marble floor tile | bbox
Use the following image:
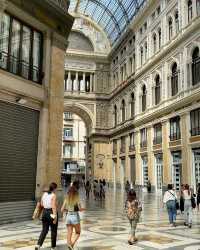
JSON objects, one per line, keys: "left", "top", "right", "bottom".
{"left": 1, "top": 189, "right": 200, "bottom": 250}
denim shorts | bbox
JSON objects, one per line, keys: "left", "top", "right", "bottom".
{"left": 66, "top": 212, "right": 80, "bottom": 225}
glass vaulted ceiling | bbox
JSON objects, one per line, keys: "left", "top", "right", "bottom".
{"left": 69, "top": 0, "right": 147, "bottom": 44}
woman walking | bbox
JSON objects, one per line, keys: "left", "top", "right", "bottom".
{"left": 61, "top": 185, "right": 85, "bottom": 250}
{"left": 35, "top": 182, "right": 58, "bottom": 250}
{"left": 163, "top": 184, "right": 177, "bottom": 227}
{"left": 183, "top": 184, "right": 193, "bottom": 228}
{"left": 125, "top": 189, "right": 142, "bottom": 245}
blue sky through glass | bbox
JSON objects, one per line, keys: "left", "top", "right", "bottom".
{"left": 69, "top": 0, "right": 147, "bottom": 44}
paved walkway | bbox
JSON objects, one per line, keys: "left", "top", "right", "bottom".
{"left": 1, "top": 188, "right": 200, "bottom": 250}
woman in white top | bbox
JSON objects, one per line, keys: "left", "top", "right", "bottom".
{"left": 163, "top": 184, "right": 177, "bottom": 226}
{"left": 35, "top": 183, "right": 58, "bottom": 250}
{"left": 183, "top": 184, "right": 192, "bottom": 228}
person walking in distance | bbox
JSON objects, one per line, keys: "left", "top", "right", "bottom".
{"left": 61, "top": 184, "right": 85, "bottom": 250}
{"left": 183, "top": 184, "right": 193, "bottom": 228}
{"left": 125, "top": 189, "right": 142, "bottom": 245}
{"left": 85, "top": 180, "right": 91, "bottom": 199}
{"left": 35, "top": 183, "right": 58, "bottom": 250}
{"left": 163, "top": 184, "right": 177, "bottom": 227}
{"left": 197, "top": 183, "right": 200, "bottom": 211}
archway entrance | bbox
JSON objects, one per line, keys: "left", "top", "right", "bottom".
{"left": 61, "top": 102, "right": 95, "bottom": 186}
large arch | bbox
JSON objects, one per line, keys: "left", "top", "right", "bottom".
{"left": 64, "top": 102, "right": 95, "bottom": 135}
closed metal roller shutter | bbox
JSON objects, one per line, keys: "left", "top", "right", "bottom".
{"left": 0, "top": 100, "right": 39, "bottom": 203}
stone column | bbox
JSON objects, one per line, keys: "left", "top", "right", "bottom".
{"left": 45, "top": 32, "right": 67, "bottom": 189}
{"left": 67, "top": 71, "right": 71, "bottom": 91}
{"left": 36, "top": 106, "right": 49, "bottom": 198}
{"left": 93, "top": 72, "right": 97, "bottom": 92}
{"left": 75, "top": 72, "right": 79, "bottom": 91}
{"left": 162, "top": 119, "right": 170, "bottom": 187}
{"left": 180, "top": 112, "right": 190, "bottom": 184}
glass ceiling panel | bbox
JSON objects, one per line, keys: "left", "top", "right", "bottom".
{"left": 69, "top": 0, "right": 147, "bottom": 44}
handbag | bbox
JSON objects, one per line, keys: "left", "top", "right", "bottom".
{"left": 191, "top": 195, "right": 196, "bottom": 209}
{"left": 32, "top": 202, "right": 44, "bottom": 220}
{"left": 168, "top": 191, "right": 179, "bottom": 210}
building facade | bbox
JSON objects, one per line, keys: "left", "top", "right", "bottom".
{"left": 0, "top": 0, "right": 73, "bottom": 223}
{"left": 65, "top": 0, "right": 200, "bottom": 192}
{"left": 62, "top": 112, "right": 86, "bottom": 184}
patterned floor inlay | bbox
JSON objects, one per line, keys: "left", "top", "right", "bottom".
{"left": 1, "top": 189, "right": 200, "bottom": 249}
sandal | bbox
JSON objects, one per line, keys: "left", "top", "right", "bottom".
{"left": 128, "top": 240, "right": 134, "bottom": 245}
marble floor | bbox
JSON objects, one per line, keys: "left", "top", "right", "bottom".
{"left": 1, "top": 188, "right": 200, "bottom": 250}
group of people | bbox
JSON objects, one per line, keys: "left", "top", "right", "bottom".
{"left": 84, "top": 179, "right": 107, "bottom": 200}
{"left": 35, "top": 181, "right": 84, "bottom": 250}
{"left": 163, "top": 183, "right": 198, "bottom": 228}
{"left": 93, "top": 179, "right": 107, "bottom": 200}
{"left": 34, "top": 180, "right": 200, "bottom": 249}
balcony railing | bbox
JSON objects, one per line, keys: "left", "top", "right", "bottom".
{"left": 46, "top": 0, "right": 70, "bottom": 13}
{"left": 129, "top": 145, "right": 135, "bottom": 151}
{"left": 169, "top": 133, "right": 181, "bottom": 141}
{"left": 191, "top": 127, "right": 200, "bottom": 136}
{"left": 0, "top": 51, "right": 42, "bottom": 84}
{"left": 153, "top": 137, "right": 162, "bottom": 145}
{"left": 63, "top": 136, "right": 74, "bottom": 141}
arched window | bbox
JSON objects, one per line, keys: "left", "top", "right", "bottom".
{"left": 192, "top": 47, "right": 200, "bottom": 85}
{"left": 140, "top": 47, "right": 143, "bottom": 65}
{"left": 144, "top": 42, "right": 148, "bottom": 61}
{"left": 188, "top": 0, "right": 193, "bottom": 22}
{"left": 175, "top": 11, "right": 179, "bottom": 33}
{"left": 133, "top": 54, "right": 136, "bottom": 73}
{"left": 130, "top": 93, "right": 135, "bottom": 118}
{"left": 171, "top": 62, "right": 178, "bottom": 96}
{"left": 121, "top": 99, "right": 126, "bottom": 122}
{"left": 153, "top": 33, "right": 157, "bottom": 53}
{"left": 142, "top": 85, "right": 147, "bottom": 112}
{"left": 197, "top": 0, "right": 200, "bottom": 16}
{"left": 155, "top": 75, "right": 161, "bottom": 105}
{"left": 168, "top": 17, "right": 173, "bottom": 40}
{"left": 158, "top": 28, "right": 161, "bottom": 49}
{"left": 114, "top": 105, "right": 117, "bottom": 127}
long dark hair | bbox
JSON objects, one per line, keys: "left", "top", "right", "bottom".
{"left": 48, "top": 182, "right": 57, "bottom": 194}
{"left": 185, "top": 184, "right": 190, "bottom": 195}
{"left": 127, "top": 189, "right": 136, "bottom": 202}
